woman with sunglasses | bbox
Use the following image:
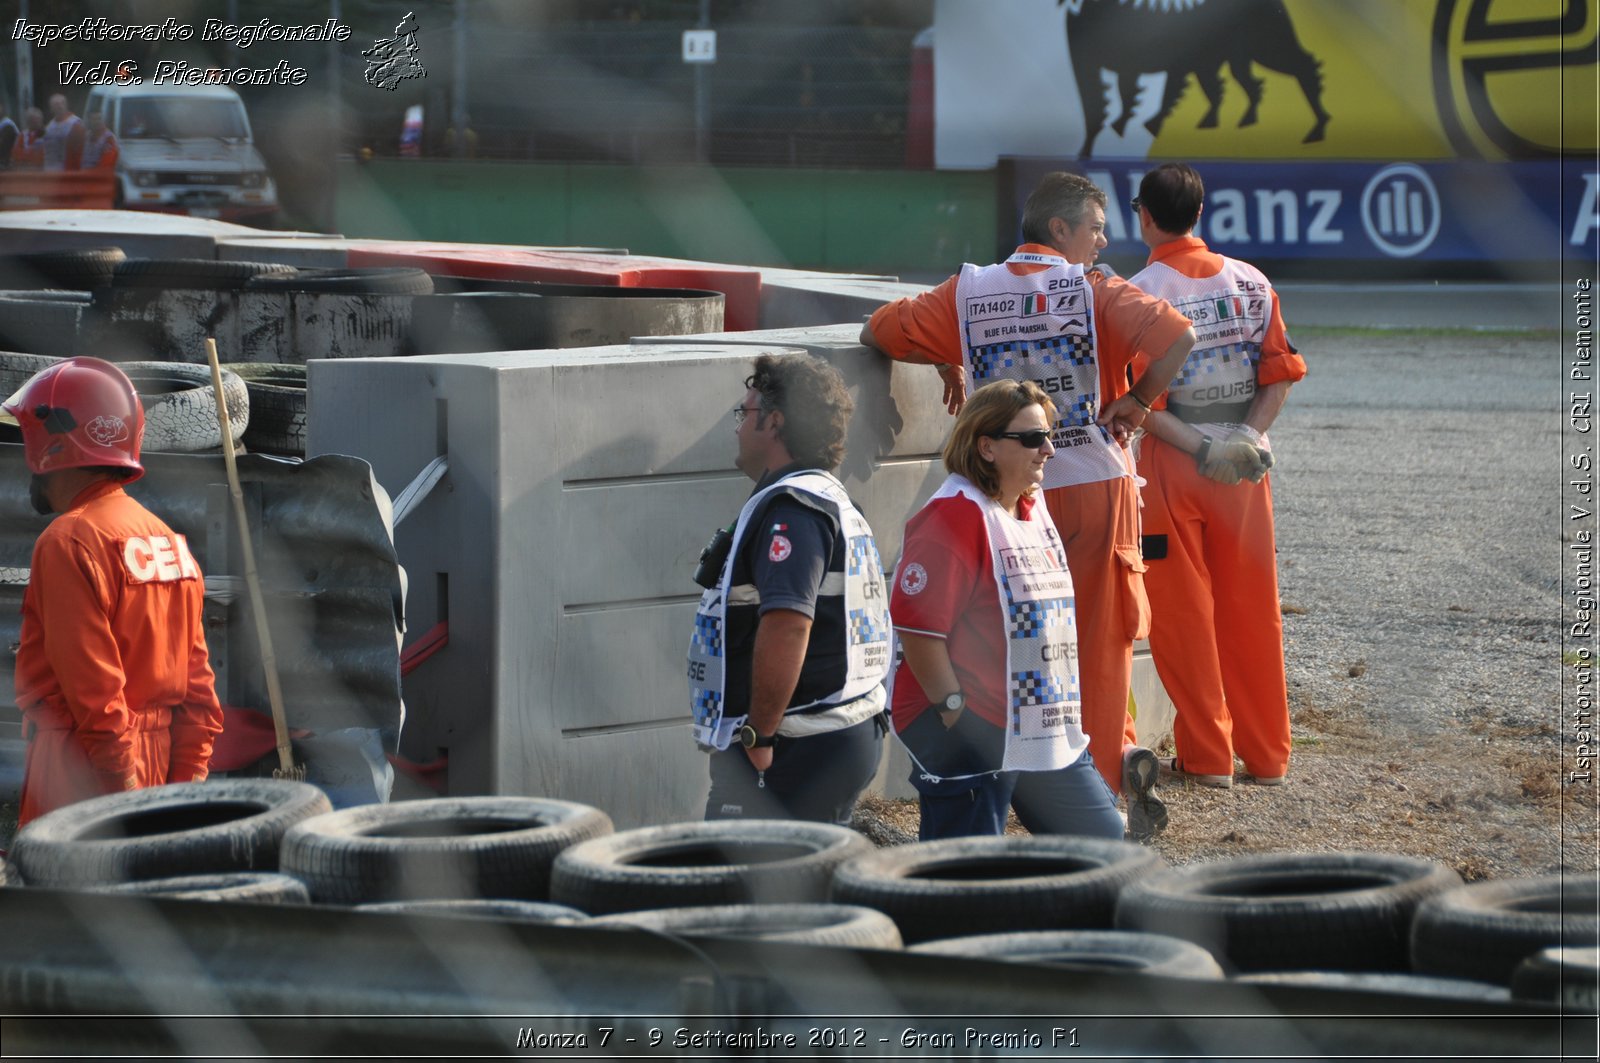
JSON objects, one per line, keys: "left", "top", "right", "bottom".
{"left": 888, "top": 379, "right": 1124, "bottom": 840}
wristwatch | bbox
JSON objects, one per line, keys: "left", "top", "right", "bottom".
{"left": 938, "top": 692, "right": 966, "bottom": 718}
{"left": 739, "top": 724, "right": 777, "bottom": 749}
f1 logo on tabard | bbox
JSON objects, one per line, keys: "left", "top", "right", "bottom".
{"left": 1360, "top": 164, "right": 1441, "bottom": 258}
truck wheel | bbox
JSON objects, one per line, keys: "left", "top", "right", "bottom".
{"left": 10, "top": 779, "right": 333, "bottom": 887}
{"left": 913, "top": 929, "right": 1224, "bottom": 978}
{"left": 1114, "top": 851, "right": 1461, "bottom": 973}
{"left": 1411, "top": 875, "right": 1600, "bottom": 986}
{"left": 550, "top": 820, "right": 871, "bottom": 916}
{"left": 245, "top": 267, "right": 434, "bottom": 296}
{"left": 588, "top": 903, "right": 903, "bottom": 949}
{"left": 118, "top": 360, "right": 250, "bottom": 452}
{"left": 112, "top": 258, "right": 298, "bottom": 291}
{"left": 222, "top": 363, "right": 306, "bottom": 456}
{"left": 105, "top": 871, "right": 310, "bottom": 904}
{"left": 830, "top": 835, "right": 1162, "bottom": 944}
{"left": 279, "top": 796, "right": 614, "bottom": 905}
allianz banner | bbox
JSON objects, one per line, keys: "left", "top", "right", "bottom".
{"left": 936, "top": 0, "right": 1596, "bottom": 167}
{"left": 1001, "top": 158, "right": 1599, "bottom": 264}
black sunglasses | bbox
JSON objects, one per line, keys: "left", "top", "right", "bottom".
{"left": 989, "top": 429, "right": 1051, "bottom": 448}
{"left": 1130, "top": 196, "right": 1142, "bottom": 213}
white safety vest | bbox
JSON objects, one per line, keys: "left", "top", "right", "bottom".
{"left": 1129, "top": 254, "right": 1275, "bottom": 444}
{"left": 955, "top": 252, "right": 1127, "bottom": 488}
{"left": 689, "top": 469, "right": 891, "bottom": 751}
{"left": 894, "top": 476, "right": 1085, "bottom": 777}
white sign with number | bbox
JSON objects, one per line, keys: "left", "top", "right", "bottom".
{"left": 682, "top": 29, "right": 717, "bottom": 64}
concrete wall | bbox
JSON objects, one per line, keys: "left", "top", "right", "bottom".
{"left": 311, "top": 324, "right": 1178, "bottom": 826}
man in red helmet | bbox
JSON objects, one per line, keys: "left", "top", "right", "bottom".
{"left": 4, "top": 358, "right": 224, "bottom": 826}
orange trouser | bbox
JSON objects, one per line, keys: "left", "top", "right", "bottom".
{"left": 18, "top": 709, "right": 172, "bottom": 828}
{"left": 1137, "top": 436, "right": 1291, "bottom": 778}
{"left": 1044, "top": 474, "right": 1148, "bottom": 793}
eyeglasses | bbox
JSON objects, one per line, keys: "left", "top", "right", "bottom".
{"left": 1129, "top": 196, "right": 1142, "bottom": 213}
{"left": 989, "top": 429, "right": 1052, "bottom": 449}
{"left": 732, "top": 404, "right": 763, "bottom": 426}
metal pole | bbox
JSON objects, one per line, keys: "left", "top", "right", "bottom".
{"left": 227, "top": 0, "right": 239, "bottom": 65}
{"left": 452, "top": 0, "right": 468, "bottom": 157}
{"left": 15, "top": 0, "right": 33, "bottom": 112}
{"left": 328, "top": 0, "right": 342, "bottom": 231}
{"left": 694, "top": 0, "right": 710, "bottom": 160}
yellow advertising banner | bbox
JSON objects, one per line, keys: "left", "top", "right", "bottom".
{"left": 934, "top": 0, "right": 1596, "bottom": 165}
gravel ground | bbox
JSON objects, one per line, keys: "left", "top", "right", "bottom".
{"left": 856, "top": 326, "right": 1598, "bottom": 882}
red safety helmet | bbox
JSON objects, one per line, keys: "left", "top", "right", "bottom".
{"left": 3, "top": 357, "right": 145, "bottom": 480}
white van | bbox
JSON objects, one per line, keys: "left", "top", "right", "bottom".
{"left": 83, "top": 83, "right": 277, "bottom": 222}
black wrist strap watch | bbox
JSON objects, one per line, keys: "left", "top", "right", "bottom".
{"left": 739, "top": 724, "right": 777, "bottom": 749}
{"left": 938, "top": 692, "right": 966, "bottom": 718}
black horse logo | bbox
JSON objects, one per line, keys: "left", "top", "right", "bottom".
{"left": 1064, "top": 0, "right": 1331, "bottom": 157}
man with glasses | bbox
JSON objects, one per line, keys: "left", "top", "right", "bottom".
{"left": 1128, "top": 162, "right": 1306, "bottom": 789}
{"left": 687, "top": 354, "right": 892, "bottom": 825}
{"left": 860, "top": 171, "right": 1195, "bottom": 841}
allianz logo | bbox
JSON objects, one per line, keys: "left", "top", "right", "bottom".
{"left": 1359, "top": 164, "right": 1440, "bottom": 258}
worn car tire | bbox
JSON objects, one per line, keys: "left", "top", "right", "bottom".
{"left": 1410, "top": 875, "right": 1600, "bottom": 986}
{"left": 1115, "top": 851, "right": 1461, "bottom": 973}
{"left": 357, "top": 898, "right": 588, "bottom": 923}
{"left": 1237, "top": 969, "right": 1511, "bottom": 1002}
{"left": 280, "top": 796, "right": 614, "bottom": 905}
{"left": 245, "top": 267, "right": 434, "bottom": 296}
{"left": 551, "top": 820, "right": 872, "bottom": 916}
{"left": 222, "top": 362, "right": 306, "bottom": 455}
{"left": 0, "top": 352, "right": 63, "bottom": 398}
{"left": 112, "top": 258, "right": 298, "bottom": 291}
{"left": 913, "top": 929, "right": 1224, "bottom": 978}
{"left": 0, "top": 248, "right": 125, "bottom": 289}
{"left": 118, "top": 360, "right": 249, "bottom": 452}
{"left": 589, "top": 903, "right": 903, "bottom": 949}
{"left": 1510, "top": 946, "right": 1600, "bottom": 1009}
{"left": 105, "top": 871, "right": 311, "bottom": 904}
{"left": 830, "top": 835, "right": 1162, "bottom": 945}
{"left": 9, "top": 779, "right": 334, "bottom": 886}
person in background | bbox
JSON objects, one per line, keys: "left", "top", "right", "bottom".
{"left": 688, "top": 353, "right": 892, "bottom": 826}
{"left": 861, "top": 172, "right": 1195, "bottom": 840}
{"left": 11, "top": 108, "right": 45, "bottom": 168}
{"left": 890, "top": 379, "right": 1124, "bottom": 841}
{"left": 41, "top": 93, "right": 86, "bottom": 171}
{"left": 0, "top": 102, "right": 19, "bottom": 170}
{"left": 1128, "top": 162, "right": 1307, "bottom": 788}
{"left": 5, "top": 358, "right": 225, "bottom": 826}
{"left": 81, "top": 109, "right": 119, "bottom": 170}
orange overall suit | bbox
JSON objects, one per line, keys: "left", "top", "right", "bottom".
{"left": 866, "top": 245, "right": 1192, "bottom": 791}
{"left": 1130, "top": 236, "right": 1307, "bottom": 779}
{"left": 16, "top": 480, "right": 223, "bottom": 826}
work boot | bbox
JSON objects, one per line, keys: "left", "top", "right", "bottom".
{"left": 1122, "top": 746, "right": 1168, "bottom": 842}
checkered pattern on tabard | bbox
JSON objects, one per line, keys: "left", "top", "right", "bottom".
{"left": 691, "top": 612, "right": 722, "bottom": 658}
{"left": 1172, "top": 341, "right": 1259, "bottom": 388}
{"left": 1006, "top": 597, "right": 1075, "bottom": 639}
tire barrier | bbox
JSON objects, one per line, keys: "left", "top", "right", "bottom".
{"left": 104, "top": 871, "right": 311, "bottom": 904}
{"left": 1410, "top": 875, "right": 1600, "bottom": 986}
{"left": 1236, "top": 970, "right": 1511, "bottom": 1003}
{"left": 9, "top": 779, "right": 333, "bottom": 887}
{"left": 1510, "top": 946, "right": 1600, "bottom": 1009}
{"left": 912, "top": 929, "right": 1224, "bottom": 979}
{"left": 0, "top": 856, "right": 21, "bottom": 887}
{"left": 549, "top": 820, "right": 872, "bottom": 916}
{"left": 356, "top": 898, "right": 589, "bottom": 923}
{"left": 244, "top": 267, "right": 434, "bottom": 296}
{"left": 118, "top": 360, "right": 250, "bottom": 453}
{"left": 111, "top": 258, "right": 299, "bottom": 291}
{"left": 830, "top": 835, "right": 1163, "bottom": 945}
{"left": 279, "top": 796, "right": 614, "bottom": 905}
{"left": 221, "top": 362, "right": 306, "bottom": 456}
{"left": 588, "top": 903, "right": 903, "bottom": 949}
{"left": 0, "top": 352, "right": 64, "bottom": 399}
{"left": 1114, "top": 851, "right": 1462, "bottom": 974}
{"left": 0, "top": 247, "right": 125, "bottom": 290}
{"left": 409, "top": 281, "right": 724, "bottom": 354}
